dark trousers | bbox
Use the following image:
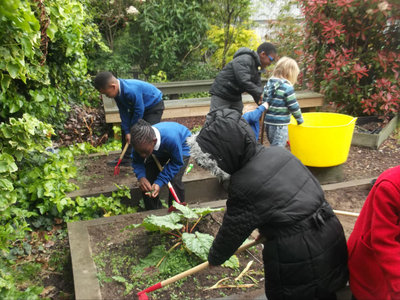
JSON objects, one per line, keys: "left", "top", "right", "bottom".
{"left": 121, "top": 100, "right": 165, "bottom": 160}
{"left": 142, "top": 155, "right": 190, "bottom": 210}
{"left": 209, "top": 95, "right": 243, "bottom": 114}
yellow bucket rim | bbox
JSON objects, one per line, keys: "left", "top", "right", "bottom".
{"left": 292, "top": 112, "right": 357, "bottom": 129}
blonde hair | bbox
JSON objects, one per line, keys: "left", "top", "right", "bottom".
{"left": 271, "top": 56, "right": 300, "bottom": 85}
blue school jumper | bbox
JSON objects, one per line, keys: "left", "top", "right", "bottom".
{"left": 132, "top": 122, "right": 191, "bottom": 187}
{"left": 115, "top": 79, "right": 162, "bottom": 133}
{"left": 243, "top": 105, "right": 267, "bottom": 140}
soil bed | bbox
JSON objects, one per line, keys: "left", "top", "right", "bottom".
{"left": 88, "top": 211, "right": 265, "bottom": 300}
{"left": 325, "top": 184, "right": 371, "bottom": 239}
{"left": 86, "top": 182, "right": 369, "bottom": 300}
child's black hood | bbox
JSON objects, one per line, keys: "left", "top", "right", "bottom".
{"left": 187, "top": 108, "right": 258, "bottom": 178}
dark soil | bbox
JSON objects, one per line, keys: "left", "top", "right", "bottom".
{"left": 88, "top": 211, "right": 265, "bottom": 300}
{"left": 86, "top": 183, "right": 370, "bottom": 300}
{"left": 325, "top": 185, "right": 371, "bottom": 239}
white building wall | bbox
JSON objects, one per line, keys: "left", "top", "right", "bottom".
{"left": 250, "top": 0, "right": 302, "bottom": 40}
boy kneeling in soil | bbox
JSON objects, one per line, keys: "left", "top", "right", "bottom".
{"left": 130, "top": 120, "right": 191, "bottom": 210}
{"left": 187, "top": 108, "right": 348, "bottom": 300}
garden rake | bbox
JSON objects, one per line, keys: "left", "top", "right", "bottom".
{"left": 260, "top": 110, "right": 266, "bottom": 144}
{"left": 151, "top": 154, "right": 187, "bottom": 212}
{"left": 113, "top": 143, "right": 130, "bottom": 176}
{"left": 137, "top": 238, "right": 264, "bottom": 300}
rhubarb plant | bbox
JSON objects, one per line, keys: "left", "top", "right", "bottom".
{"left": 127, "top": 202, "right": 239, "bottom": 269}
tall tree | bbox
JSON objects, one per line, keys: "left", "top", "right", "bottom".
{"left": 202, "top": 0, "right": 253, "bottom": 68}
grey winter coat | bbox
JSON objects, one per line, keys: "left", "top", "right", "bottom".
{"left": 209, "top": 48, "right": 263, "bottom": 104}
{"left": 188, "top": 108, "right": 348, "bottom": 300}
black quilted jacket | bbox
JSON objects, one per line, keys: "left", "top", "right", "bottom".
{"left": 189, "top": 109, "right": 348, "bottom": 300}
{"left": 209, "top": 48, "right": 263, "bottom": 103}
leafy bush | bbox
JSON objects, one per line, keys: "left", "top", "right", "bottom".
{"left": 175, "top": 62, "right": 219, "bottom": 81}
{"left": 97, "top": 0, "right": 210, "bottom": 80}
{"left": 0, "top": 114, "right": 55, "bottom": 251}
{"left": 206, "top": 25, "right": 261, "bottom": 69}
{"left": 300, "top": 0, "right": 400, "bottom": 120}
{"left": 0, "top": 113, "right": 133, "bottom": 251}
{"left": 0, "top": 0, "right": 105, "bottom": 126}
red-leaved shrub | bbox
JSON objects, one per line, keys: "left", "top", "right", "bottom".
{"left": 299, "top": 0, "right": 400, "bottom": 121}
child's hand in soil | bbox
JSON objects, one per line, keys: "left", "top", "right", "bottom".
{"left": 139, "top": 177, "right": 152, "bottom": 193}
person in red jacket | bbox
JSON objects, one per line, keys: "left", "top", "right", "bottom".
{"left": 347, "top": 165, "right": 400, "bottom": 300}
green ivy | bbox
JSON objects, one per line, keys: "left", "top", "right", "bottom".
{"left": 0, "top": 0, "right": 106, "bottom": 124}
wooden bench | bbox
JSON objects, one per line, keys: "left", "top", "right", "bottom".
{"left": 102, "top": 79, "right": 324, "bottom": 124}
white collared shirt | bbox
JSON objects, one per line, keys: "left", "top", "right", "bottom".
{"left": 152, "top": 126, "right": 161, "bottom": 151}
{"left": 117, "top": 79, "right": 121, "bottom": 96}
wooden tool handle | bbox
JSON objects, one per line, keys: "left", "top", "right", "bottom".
{"left": 152, "top": 154, "right": 164, "bottom": 171}
{"left": 162, "top": 261, "right": 209, "bottom": 286}
{"left": 333, "top": 209, "right": 359, "bottom": 217}
{"left": 119, "top": 143, "right": 130, "bottom": 160}
{"left": 260, "top": 110, "right": 266, "bottom": 144}
{"left": 160, "top": 238, "right": 263, "bottom": 287}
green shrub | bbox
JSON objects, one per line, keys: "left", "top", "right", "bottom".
{"left": 206, "top": 25, "right": 261, "bottom": 69}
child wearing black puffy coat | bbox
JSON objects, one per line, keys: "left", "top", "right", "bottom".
{"left": 188, "top": 108, "right": 348, "bottom": 300}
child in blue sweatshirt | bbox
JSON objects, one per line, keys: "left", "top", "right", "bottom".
{"left": 262, "top": 57, "right": 303, "bottom": 147}
{"left": 242, "top": 102, "right": 269, "bottom": 141}
{"left": 93, "top": 72, "right": 164, "bottom": 165}
{"left": 130, "top": 120, "right": 191, "bottom": 210}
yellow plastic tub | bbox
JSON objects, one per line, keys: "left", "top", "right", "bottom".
{"left": 288, "top": 112, "right": 357, "bottom": 167}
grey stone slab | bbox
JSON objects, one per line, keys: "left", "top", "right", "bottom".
{"left": 68, "top": 220, "right": 102, "bottom": 300}
{"left": 322, "top": 177, "right": 375, "bottom": 191}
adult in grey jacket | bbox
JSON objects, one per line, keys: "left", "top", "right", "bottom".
{"left": 188, "top": 108, "right": 348, "bottom": 300}
{"left": 209, "top": 42, "right": 277, "bottom": 113}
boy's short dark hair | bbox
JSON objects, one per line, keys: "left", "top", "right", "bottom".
{"left": 257, "top": 42, "right": 277, "bottom": 55}
{"left": 130, "top": 119, "right": 156, "bottom": 147}
{"left": 93, "top": 71, "right": 114, "bottom": 91}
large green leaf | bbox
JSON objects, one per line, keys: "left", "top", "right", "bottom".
{"left": 6, "top": 62, "right": 20, "bottom": 79}
{"left": 192, "top": 206, "right": 225, "bottom": 217}
{"left": 0, "top": 154, "right": 18, "bottom": 173}
{"left": 0, "top": 179, "right": 14, "bottom": 191}
{"left": 172, "top": 202, "right": 198, "bottom": 219}
{"left": 140, "top": 213, "right": 183, "bottom": 232}
{"left": 0, "top": 74, "right": 11, "bottom": 92}
{"left": 182, "top": 232, "right": 214, "bottom": 261}
{"left": 46, "top": 23, "right": 58, "bottom": 40}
